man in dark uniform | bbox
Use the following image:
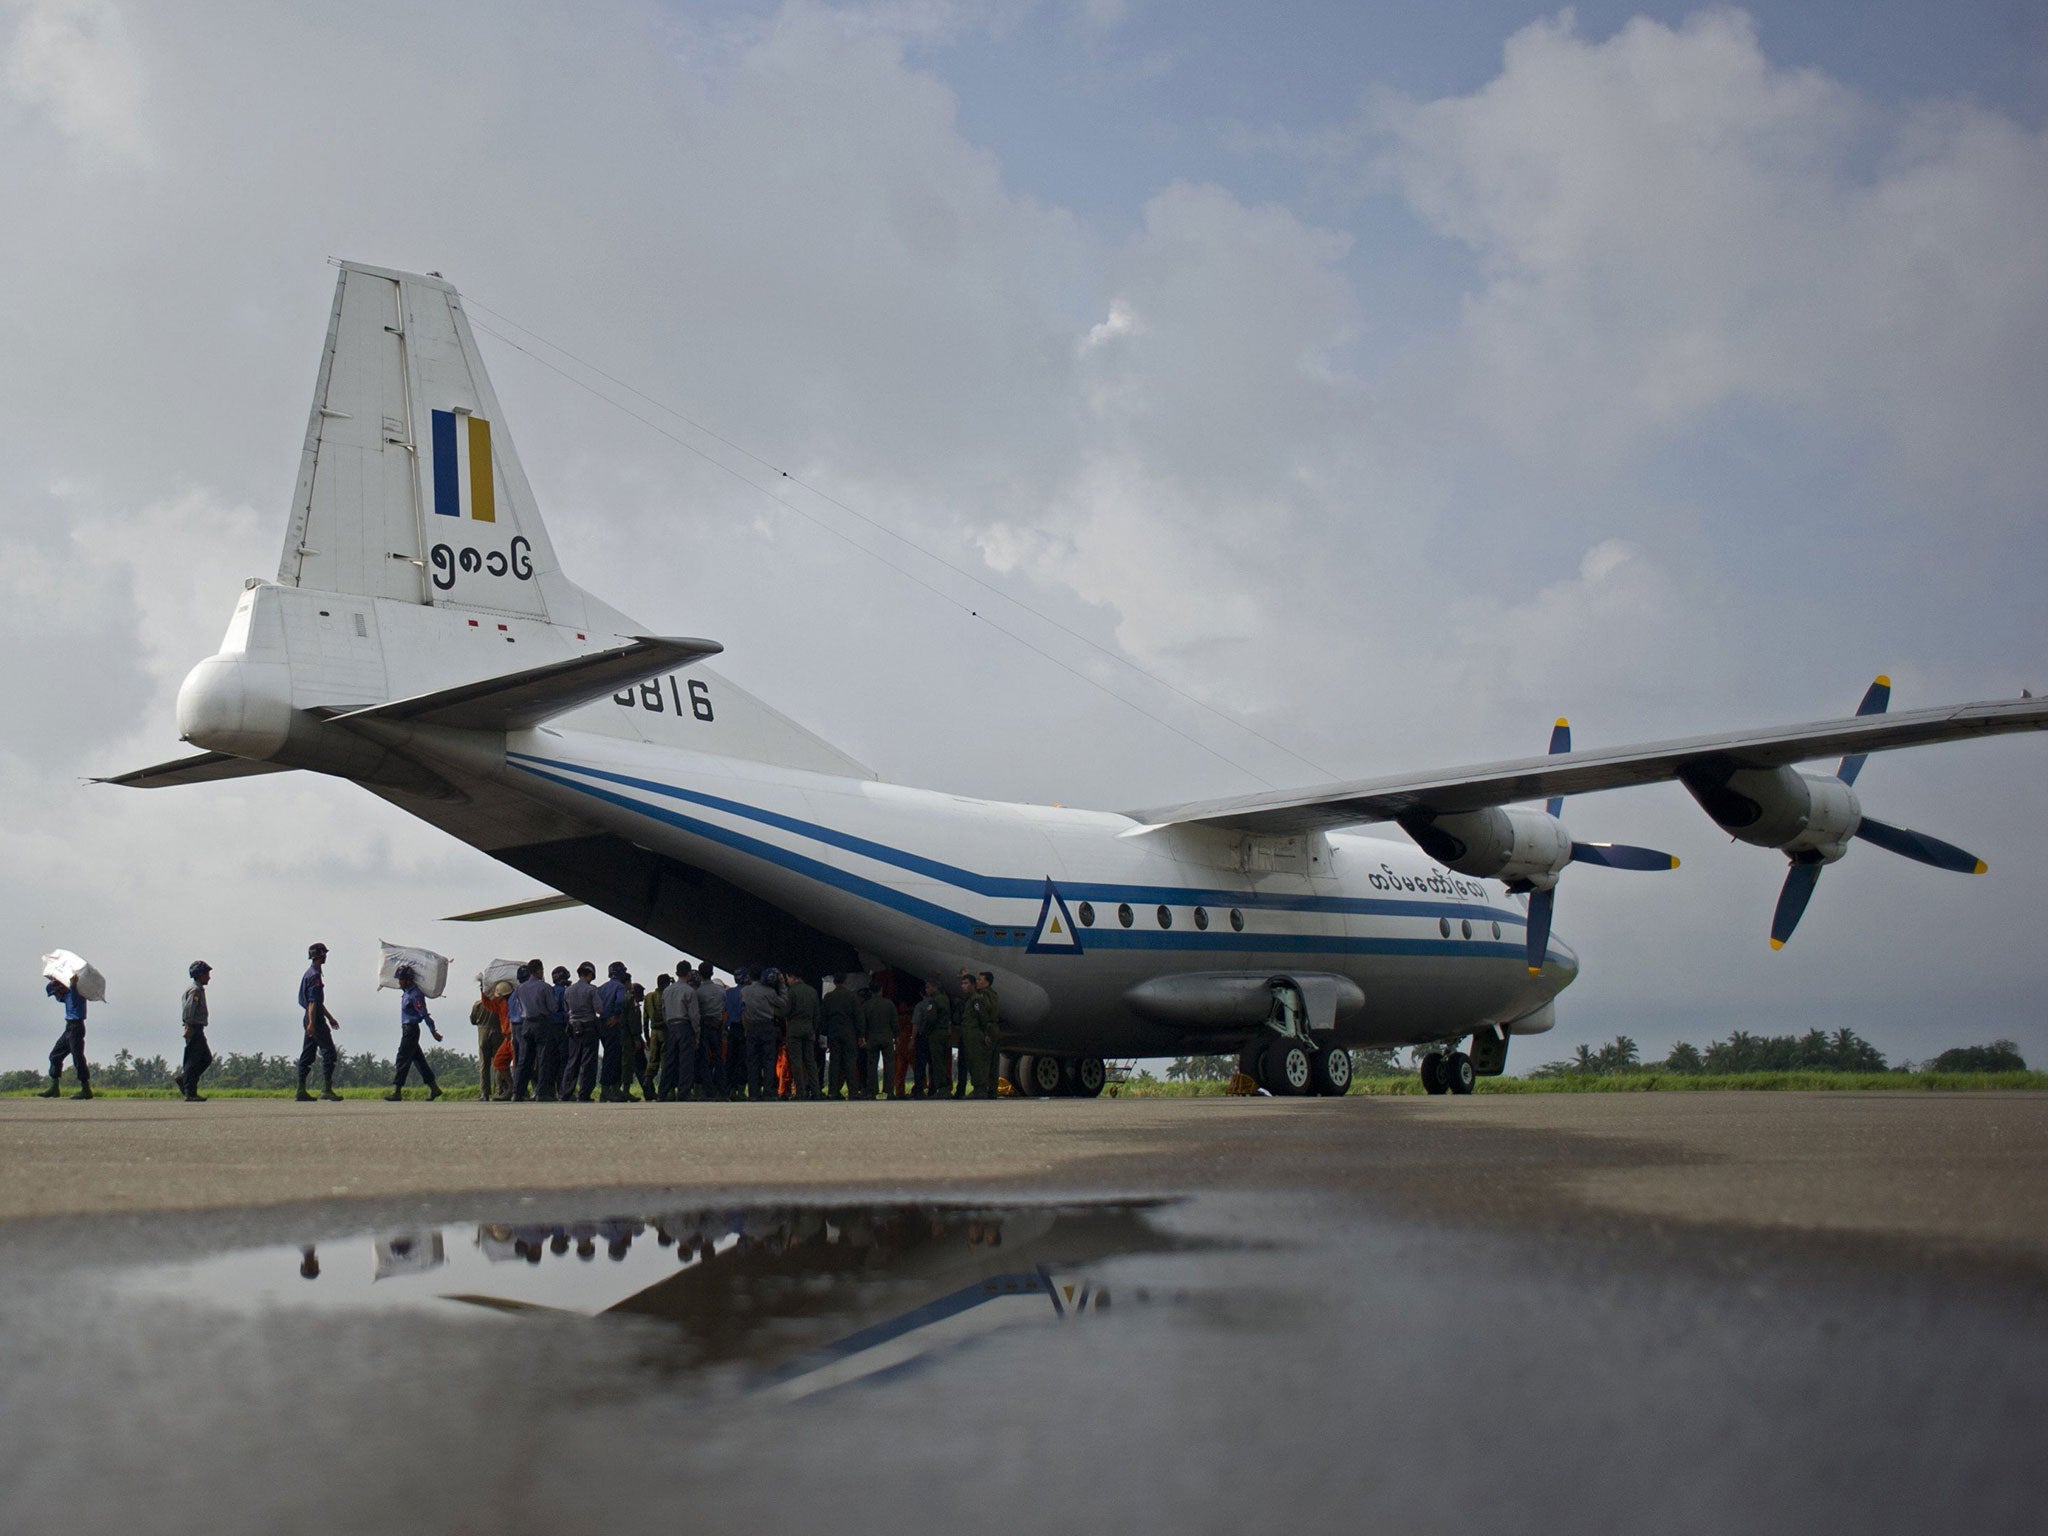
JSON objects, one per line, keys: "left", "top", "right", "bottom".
{"left": 174, "top": 960, "right": 214, "bottom": 1102}
{"left": 694, "top": 967, "right": 728, "bottom": 1099}
{"left": 783, "top": 966, "right": 821, "bottom": 1101}
{"left": 821, "top": 974, "right": 860, "bottom": 1100}
{"left": 658, "top": 964, "right": 699, "bottom": 1101}
{"left": 740, "top": 968, "right": 788, "bottom": 1101}
{"left": 510, "top": 964, "right": 553, "bottom": 1101}
{"left": 385, "top": 962, "right": 445, "bottom": 1101}
{"left": 597, "top": 962, "right": 634, "bottom": 1103}
{"left": 563, "top": 962, "right": 603, "bottom": 1102}
{"left": 645, "top": 976, "right": 670, "bottom": 1096}
{"left": 860, "top": 984, "right": 900, "bottom": 1100}
{"left": 39, "top": 976, "right": 92, "bottom": 1099}
{"left": 722, "top": 971, "right": 748, "bottom": 1100}
{"left": 295, "top": 942, "right": 343, "bottom": 1102}
{"left": 911, "top": 978, "right": 949, "bottom": 1100}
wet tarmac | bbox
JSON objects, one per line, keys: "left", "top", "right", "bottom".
{"left": 4, "top": 1178, "right": 2045, "bottom": 1535}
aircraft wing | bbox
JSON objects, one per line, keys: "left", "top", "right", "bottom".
{"left": 94, "top": 752, "right": 295, "bottom": 789}
{"left": 443, "top": 893, "right": 587, "bottom": 922}
{"left": 327, "top": 636, "right": 721, "bottom": 733}
{"left": 1129, "top": 694, "right": 2048, "bottom": 836}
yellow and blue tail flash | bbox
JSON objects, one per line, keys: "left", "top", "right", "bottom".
{"left": 431, "top": 409, "right": 496, "bottom": 522}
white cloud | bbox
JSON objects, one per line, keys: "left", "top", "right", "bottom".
{"left": 1, "top": 0, "right": 149, "bottom": 161}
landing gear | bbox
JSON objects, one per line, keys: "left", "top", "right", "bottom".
{"left": 1420, "top": 1049, "right": 1475, "bottom": 1095}
{"left": 1073, "top": 1056, "right": 1107, "bottom": 1098}
{"left": 1023, "top": 1053, "right": 1065, "bottom": 1098}
{"left": 1259, "top": 1039, "right": 1314, "bottom": 1096}
{"left": 1309, "top": 1044, "right": 1352, "bottom": 1097}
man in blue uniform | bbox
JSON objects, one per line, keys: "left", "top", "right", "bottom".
{"left": 295, "top": 942, "right": 343, "bottom": 1103}
{"left": 510, "top": 963, "right": 557, "bottom": 1101}
{"left": 693, "top": 967, "right": 728, "bottom": 1099}
{"left": 596, "top": 961, "right": 634, "bottom": 1103}
{"left": 658, "top": 964, "right": 700, "bottom": 1101}
{"left": 38, "top": 976, "right": 92, "bottom": 1099}
{"left": 385, "top": 963, "right": 445, "bottom": 1101}
{"left": 174, "top": 960, "right": 214, "bottom": 1102}
{"left": 740, "top": 968, "right": 789, "bottom": 1101}
{"left": 562, "top": 962, "right": 602, "bottom": 1101}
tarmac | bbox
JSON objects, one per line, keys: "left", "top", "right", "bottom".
{"left": 2, "top": 1092, "right": 2044, "bottom": 1534}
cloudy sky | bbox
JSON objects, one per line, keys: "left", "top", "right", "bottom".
{"left": 3, "top": 0, "right": 2044, "bottom": 1074}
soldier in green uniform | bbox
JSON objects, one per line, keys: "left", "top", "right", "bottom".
{"left": 912, "top": 978, "right": 950, "bottom": 1099}
{"left": 950, "top": 970, "right": 972, "bottom": 1098}
{"left": 645, "top": 975, "right": 670, "bottom": 1098}
{"left": 860, "top": 984, "right": 900, "bottom": 1099}
{"left": 976, "top": 971, "right": 1004, "bottom": 1097}
{"left": 783, "top": 966, "right": 821, "bottom": 1100}
{"left": 821, "top": 974, "right": 861, "bottom": 1100}
{"left": 960, "top": 972, "right": 1001, "bottom": 1099}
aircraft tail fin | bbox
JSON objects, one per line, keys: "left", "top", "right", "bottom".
{"left": 280, "top": 261, "right": 570, "bottom": 621}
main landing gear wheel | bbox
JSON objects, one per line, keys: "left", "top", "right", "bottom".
{"left": 1074, "top": 1056, "right": 1107, "bottom": 1098}
{"left": 1419, "top": 1051, "right": 1449, "bottom": 1095}
{"left": 1310, "top": 1045, "right": 1352, "bottom": 1097}
{"left": 1445, "top": 1051, "right": 1477, "bottom": 1095}
{"left": 1260, "top": 1040, "right": 1313, "bottom": 1096}
{"left": 1026, "top": 1053, "right": 1066, "bottom": 1098}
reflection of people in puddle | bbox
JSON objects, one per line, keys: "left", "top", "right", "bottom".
{"left": 298, "top": 1245, "right": 320, "bottom": 1281}
{"left": 576, "top": 1239, "right": 596, "bottom": 1262}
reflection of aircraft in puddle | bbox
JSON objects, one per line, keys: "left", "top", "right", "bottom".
{"left": 445, "top": 1204, "right": 1185, "bottom": 1398}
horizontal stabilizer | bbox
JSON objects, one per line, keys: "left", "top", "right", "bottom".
{"left": 329, "top": 636, "right": 721, "bottom": 733}
{"left": 443, "top": 893, "right": 588, "bottom": 923}
{"left": 95, "top": 752, "right": 294, "bottom": 790}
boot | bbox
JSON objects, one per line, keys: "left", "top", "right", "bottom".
{"left": 70, "top": 1085, "right": 94, "bottom": 1100}
{"left": 184, "top": 1092, "right": 207, "bottom": 1103}
{"left": 384, "top": 1088, "right": 404, "bottom": 1102}
{"left": 426, "top": 1083, "right": 443, "bottom": 1101}
{"left": 172, "top": 1071, "right": 186, "bottom": 1097}
{"left": 294, "top": 1068, "right": 314, "bottom": 1102}
{"left": 319, "top": 1068, "right": 343, "bottom": 1102}
{"left": 36, "top": 1077, "right": 59, "bottom": 1098}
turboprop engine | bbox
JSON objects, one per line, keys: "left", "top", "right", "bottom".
{"left": 1679, "top": 677, "right": 1988, "bottom": 947}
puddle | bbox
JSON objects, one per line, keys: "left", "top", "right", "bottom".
{"left": 109, "top": 1201, "right": 1201, "bottom": 1401}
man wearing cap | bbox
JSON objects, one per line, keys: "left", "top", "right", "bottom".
{"left": 295, "top": 943, "right": 343, "bottom": 1103}
{"left": 692, "top": 966, "right": 728, "bottom": 1100}
{"left": 596, "top": 961, "right": 634, "bottom": 1103}
{"left": 470, "top": 976, "right": 508, "bottom": 1101}
{"left": 821, "top": 974, "right": 860, "bottom": 1100}
{"left": 38, "top": 975, "right": 92, "bottom": 1100}
{"left": 783, "top": 966, "right": 821, "bottom": 1101}
{"left": 562, "top": 962, "right": 603, "bottom": 1102}
{"left": 859, "top": 982, "right": 900, "bottom": 1100}
{"left": 645, "top": 976, "right": 671, "bottom": 1097}
{"left": 385, "top": 963, "right": 445, "bottom": 1101}
{"left": 911, "top": 978, "right": 949, "bottom": 1100}
{"left": 739, "top": 967, "right": 788, "bottom": 1101}
{"left": 174, "top": 961, "right": 214, "bottom": 1102}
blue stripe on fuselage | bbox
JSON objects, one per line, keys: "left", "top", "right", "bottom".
{"left": 506, "top": 750, "right": 1527, "bottom": 929}
{"left": 508, "top": 753, "right": 1538, "bottom": 962}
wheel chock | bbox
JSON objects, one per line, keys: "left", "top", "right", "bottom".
{"left": 1225, "top": 1072, "right": 1259, "bottom": 1096}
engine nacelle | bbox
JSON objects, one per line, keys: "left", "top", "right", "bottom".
{"left": 1402, "top": 806, "right": 1574, "bottom": 890}
{"left": 1681, "top": 764, "right": 1861, "bottom": 863}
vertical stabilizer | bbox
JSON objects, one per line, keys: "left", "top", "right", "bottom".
{"left": 280, "top": 261, "right": 563, "bottom": 621}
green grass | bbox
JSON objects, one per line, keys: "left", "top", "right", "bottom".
{"left": 1120, "top": 1070, "right": 2048, "bottom": 1096}
{"left": 0, "top": 1084, "right": 494, "bottom": 1101}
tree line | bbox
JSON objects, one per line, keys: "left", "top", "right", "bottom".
{"left": 0, "top": 1046, "right": 482, "bottom": 1093}
{"left": 1533, "top": 1028, "right": 2027, "bottom": 1078}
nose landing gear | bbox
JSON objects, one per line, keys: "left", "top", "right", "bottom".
{"left": 1419, "top": 1049, "right": 1476, "bottom": 1095}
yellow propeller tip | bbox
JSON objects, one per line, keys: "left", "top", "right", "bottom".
{"left": 1769, "top": 938, "right": 1785, "bottom": 951}
{"left": 1669, "top": 857, "right": 1681, "bottom": 869}
{"left": 1974, "top": 859, "right": 1989, "bottom": 875}
{"left": 1874, "top": 674, "right": 1891, "bottom": 688}
{"left": 1554, "top": 717, "right": 1570, "bottom": 729}
{"left": 1526, "top": 965, "right": 1543, "bottom": 977}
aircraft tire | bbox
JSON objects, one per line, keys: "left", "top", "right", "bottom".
{"left": 1261, "top": 1040, "right": 1313, "bottom": 1096}
{"left": 1446, "top": 1051, "right": 1476, "bottom": 1095}
{"left": 1027, "top": 1053, "right": 1066, "bottom": 1098}
{"left": 1013, "top": 1054, "right": 1041, "bottom": 1097}
{"left": 1310, "top": 1045, "right": 1352, "bottom": 1097}
{"left": 1419, "top": 1051, "right": 1449, "bottom": 1095}
{"left": 1074, "top": 1056, "right": 1107, "bottom": 1098}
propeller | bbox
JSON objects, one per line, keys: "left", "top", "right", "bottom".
{"left": 1769, "top": 675, "right": 1989, "bottom": 949}
{"left": 1525, "top": 719, "right": 1681, "bottom": 975}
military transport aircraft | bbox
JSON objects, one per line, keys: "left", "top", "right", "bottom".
{"left": 105, "top": 263, "right": 2048, "bottom": 1097}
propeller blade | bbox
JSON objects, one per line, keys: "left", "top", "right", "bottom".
{"left": 1525, "top": 887, "right": 1555, "bottom": 976}
{"left": 1546, "top": 718, "right": 1569, "bottom": 817}
{"left": 1570, "top": 842, "right": 1681, "bottom": 872}
{"left": 1853, "top": 816, "right": 1988, "bottom": 875}
{"left": 1770, "top": 862, "right": 1823, "bottom": 949}
{"left": 1838, "top": 674, "right": 1890, "bottom": 785}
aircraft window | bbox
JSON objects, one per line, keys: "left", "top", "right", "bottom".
{"left": 1156, "top": 905, "right": 1173, "bottom": 929}
{"left": 1492, "top": 921, "right": 1502, "bottom": 940}
{"left": 1438, "top": 917, "right": 1451, "bottom": 938}
{"left": 1117, "top": 903, "right": 1134, "bottom": 928}
{"left": 1462, "top": 919, "right": 1473, "bottom": 940}
{"left": 1193, "top": 906, "right": 1209, "bottom": 930}
{"left": 1077, "top": 902, "right": 1095, "bottom": 928}
{"left": 1230, "top": 908, "right": 1244, "bottom": 931}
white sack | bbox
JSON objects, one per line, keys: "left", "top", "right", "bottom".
{"left": 41, "top": 950, "right": 107, "bottom": 1003}
{"left": 376, "top": 942, "right": 450, "bottom": 998}
{"left": 476, "top": 958, "right": 524, "bottom": 998}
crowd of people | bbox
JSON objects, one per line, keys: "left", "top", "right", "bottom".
{"left": 37, "top": 943, "right": 1007, "bottom": 1105}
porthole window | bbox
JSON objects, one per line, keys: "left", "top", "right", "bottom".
{"left": 1156, "top": 905, "right": 1173, "bottom": 929}
{"left": 1461, "top": 919, "right": 1473, "bottom": 940}
{"left": 1492, "top": 921, "right": 1502, "bottom": 940}
{"left": 1077, "top": 901, "right": 1095, "bottom": 928}
{"left": 1438, "top": 916, "right": 1452, "bottom": 938}
{"left": 1230, "top": 908, "right": 1244, "bottom": 931}
{"left": 1117, "top": 902, "right": 1134, "bottom": 928}
{"left": 1193, "top": 906, "right": 1209, "bottom": 930}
